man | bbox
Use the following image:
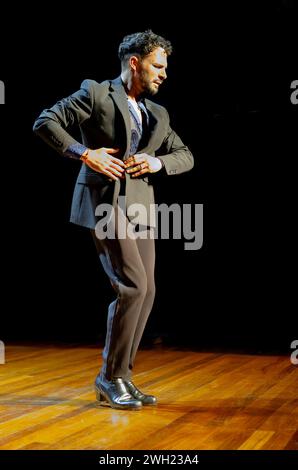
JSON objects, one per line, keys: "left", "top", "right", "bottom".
{"left": 33, "top": 30, "right": 194, "bottom": 410}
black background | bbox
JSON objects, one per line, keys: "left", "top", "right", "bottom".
{"left": 1, "top": 0, "right": 297, "bottom": 352}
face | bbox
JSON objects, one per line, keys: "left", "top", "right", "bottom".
{"left": 134, "top": 47, "right": 168, "bottom": 96}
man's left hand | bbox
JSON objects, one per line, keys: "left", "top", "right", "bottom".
{"left": 124, "top": 153, "right": 162, "bottom": 177}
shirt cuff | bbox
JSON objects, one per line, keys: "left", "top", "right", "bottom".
{"left": 157, "top": 157, "right": 165, "bottom": 169}
{"left": 64, "top": 143, "right": 88, "bottom": 160}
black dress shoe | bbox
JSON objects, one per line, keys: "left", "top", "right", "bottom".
{"left": 124, "top": 380, "right": 157, "bottom": 405}
{"left": 95, "top": 375, "right": 142, "bottom": 410}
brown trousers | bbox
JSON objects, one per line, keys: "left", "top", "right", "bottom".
{"left": 91, "top": 205, "right": 156, "bottom": 381}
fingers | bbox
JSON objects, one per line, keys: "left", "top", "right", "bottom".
{"left": 85, "top": 149, "right": 149, "bottom": 180}
{"left": 104, "top": 148, "right": 126, "bottom": 169}
{"left": 124, "top": 155, "right": 135, "bottom": 165}
{"left": 103, "top": 162, "right": 125, "bottom": 179}
{"left": 131, "top": 168, "right": 149, "bottom": 177}
{"left": 86, "top": 159, "right": 124, "bottom": 180}
{"left": 125, "top": 154, "right": 149, "bottom": 177}
{"left": 110, "top": 161, "right": 125, "bottom": 173}
{"left": 100, "top": 149, "right": 125, "bottom": 177}
{"left": 104, "top": 148, "right": 126, "bottom": 168}
{"left": 105, "top": 147, "right": 119, "bottom": 154}
{"left": 126, "top": 161, "right": 149, "bottom": 177}
{"left": 102, "top": 169, "right": 120, "bottom": 181}
{"left": 109, "top": 163, "right": 125, "bottom": 178}
{"left": 110, "top": 156, "right": 126, "bottom": 168}
{"left": 124, "top": 155, "right": 146, "bottom": 169}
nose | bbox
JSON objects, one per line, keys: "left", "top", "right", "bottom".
{"left": 159, "top": 69, "right": 167, "bottom": 81}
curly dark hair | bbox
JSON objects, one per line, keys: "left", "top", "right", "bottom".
{"left": 118, "top": 30, "right": 172, "bottom": 64}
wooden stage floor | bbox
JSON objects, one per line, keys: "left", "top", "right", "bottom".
{"left": 0, "top": 343, "right": 297, "bottom": 450}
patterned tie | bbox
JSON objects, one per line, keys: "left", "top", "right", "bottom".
{"left": 127, "top": 100, "right": 149, "bottom": 155}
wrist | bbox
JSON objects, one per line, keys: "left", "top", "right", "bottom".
{"left": 80, "top": 148, "right": 89, "bottom": 163}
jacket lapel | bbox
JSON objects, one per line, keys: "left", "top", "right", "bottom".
{"left": 140, "top": 99, "right": 163, "bottom": 154}
{"left": 109, "top": 77, "right": 131, "bottom": 158}
{"left": 109, "top": 78, "right": 164, "bottom": 157}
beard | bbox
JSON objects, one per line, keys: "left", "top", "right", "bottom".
{"left": 139, "top": 70, "right": 159, "bottom": 97}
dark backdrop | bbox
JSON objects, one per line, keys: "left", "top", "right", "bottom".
{"left": 1, "top": 1, "right": 296, "bottom": 352}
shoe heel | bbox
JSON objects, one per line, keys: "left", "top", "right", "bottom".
{"left": 95, "top": 386, "right": 106, "bottom": 403}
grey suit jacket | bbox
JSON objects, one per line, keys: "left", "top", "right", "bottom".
{"left": 33, "top": 77, "right": 194, "bottom": 228}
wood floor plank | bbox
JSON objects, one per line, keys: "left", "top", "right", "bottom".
{"left": 284, "top": 430, "right": 298, "bottom": 450}
{"left": 0, "top": 343, "right": 297, "bottom": 450}
{"left": 238, "top": 430, "right": 275, "bottom": 449}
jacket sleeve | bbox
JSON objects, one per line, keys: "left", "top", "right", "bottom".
{"left": 32, "top": 79, "right": 94, "bottom": 159}
{"left": 157, "top": 110, "right": 194, "bottom": 175}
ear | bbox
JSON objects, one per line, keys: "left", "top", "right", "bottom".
{"left": 129, "top": 55, "right": 140, "bottom": 72}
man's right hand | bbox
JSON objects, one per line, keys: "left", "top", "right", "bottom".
{"left": 81, "top": 147, "right": 125, "bottom": 181}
